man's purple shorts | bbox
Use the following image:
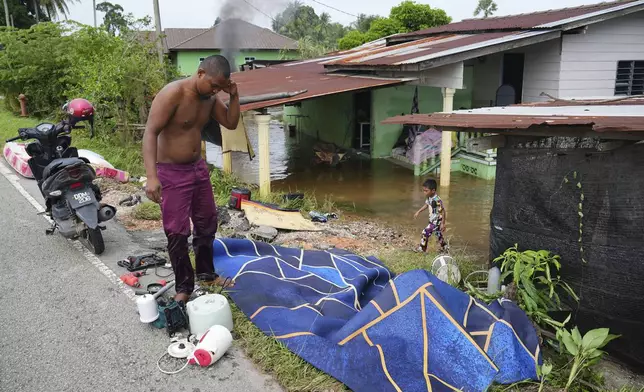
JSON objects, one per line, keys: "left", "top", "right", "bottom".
{"left": 157, "top": 159, "right": 218, "bottom": 295}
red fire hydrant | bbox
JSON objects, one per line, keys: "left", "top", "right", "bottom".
{"left": 18, "top": 94, "right": 28, "bottom": 117}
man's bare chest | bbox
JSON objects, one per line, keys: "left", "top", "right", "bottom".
{"left": 171, "top": 100, "right": 214, "bottom": 130}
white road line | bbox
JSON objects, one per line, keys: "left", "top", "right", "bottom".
{"left": 0, "top": 161, "right": 137, "bottom": 301}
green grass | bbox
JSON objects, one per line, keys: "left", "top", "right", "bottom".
{"left": 132, "top": 202, "right": 161, "bottom": 220}
{"left": 228, "top": 301, "right": 347, "bottom": 392}
{"left": 210, "top": 166, "right": 336, "bottom": 214}
{"left": 378, "top": 247, "right": 483, "bottom": 279}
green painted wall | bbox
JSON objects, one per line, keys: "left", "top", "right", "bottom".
{"left": 371, "top": 67, "right": 474, "bottom": 158}
{"left": 283, "top": 65, "right": 474, "bottom": 158}
{"left": 175, "top": 50, "right": 299, "bottom": 75}
{"left": 371, "top": 85, "right": 442, "bottom": 158}
{"left": 283, "top": 93, "right": 355, "bottom": 148}
{"left": 459, "top": 156, "right": 496, "bottom": 180}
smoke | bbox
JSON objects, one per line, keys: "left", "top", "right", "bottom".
{"left": 216, "top": 0, "right": 288, "bottom": 72}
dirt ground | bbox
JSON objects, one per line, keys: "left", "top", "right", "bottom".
{"left": 95, "top": 178, "right": 163, "bottom": 231}
{"left": 96, "top": 177, "right": 415, "bottom": 255}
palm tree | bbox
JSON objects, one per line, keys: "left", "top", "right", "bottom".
{"left": 38, "top": 0, "right": 76, "bottom": 21}
{"left": 474, "top": 0, "right": 498, "bottom": 18}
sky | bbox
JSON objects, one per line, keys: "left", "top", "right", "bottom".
{"left": 65, "top": 0, "right": 602, "bottom": 30}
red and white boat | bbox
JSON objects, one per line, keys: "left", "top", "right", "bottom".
{"left": 2, "top": 142, "right": 129, "bottom": 183}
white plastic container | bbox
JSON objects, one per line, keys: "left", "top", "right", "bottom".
{"left": 187, "top": 294, "right": 233, "bottom": 338}
{"left": 188, "top": 325, "right": 233, "bottom": 367}
{"left": 487, "top": 266, "right": 501, "bottom": 295}
{"left": 136, "top": 294, "right": 159, "bottom": 323}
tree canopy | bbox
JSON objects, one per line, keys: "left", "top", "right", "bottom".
{"left": 474, "top": 0, "right": 498, "bottom": 18}
{"left": 272, "top": 1, "right": 451, "bottom": 54}
{"left": 272, "top": 1, "right": 348, "bottom": 50}
{"left": 338, "top": 1, "right": 451, "bottom": 50}
{"left": 1, "top": 0, "right": 74, "bottom": 28}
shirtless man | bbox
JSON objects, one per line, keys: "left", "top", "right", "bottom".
{"left": 142, "top": 55, "right": 240, "bottom": 304}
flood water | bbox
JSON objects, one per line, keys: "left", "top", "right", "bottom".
{"left": 207, "top": 116, "right": 495, "bottom": 255}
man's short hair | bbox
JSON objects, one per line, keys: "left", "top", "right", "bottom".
{"left": 199, "top": 55, "right": 231, "bottom": 78}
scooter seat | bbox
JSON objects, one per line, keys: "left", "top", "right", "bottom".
{"left": 42, "top": 157, "right": 88, "bottom": 180}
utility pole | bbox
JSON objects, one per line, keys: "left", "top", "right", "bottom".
{"left": 3, "top": 0, "right": 10, "bottom": 27}
{"left": 33, "top": 0, "right": 39, "bottom": 22}
{"left": 93, "top": 0, "right": 97, "bottom": 27}
{"left": 153, "top": 0, "right": 164, "bottom": 64}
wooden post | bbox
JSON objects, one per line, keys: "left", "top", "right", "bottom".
{"left": 222, "top": 151, "right": 232, "bottom": 174}
{"left": 200, "top": 140, "right": 207, "bottom": 160}
{"left": 440, "top": 88, "right": 456, "bottom": 187}
{"left": 256, "top": 114, "right": 271, "bottom": 198}
{"left": 221, "top": 123, "right": 232, "bottom": 174}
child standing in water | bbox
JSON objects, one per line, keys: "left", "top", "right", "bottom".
{"left": 414, "top": 179, "right": 448, "bottom": 253}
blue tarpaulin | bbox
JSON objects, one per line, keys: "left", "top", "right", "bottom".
{"left": 214, "top": 239, "right": 541, "bottom": 391}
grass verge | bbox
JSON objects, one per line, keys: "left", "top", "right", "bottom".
{"left": 132, "top": 202, "right": 162, "bottom": 220}
{"left": 229, "top": 301, "right": 347, "bottom": 392}
{"left": 210, "top": 166, "right": 336, "bottom": 214}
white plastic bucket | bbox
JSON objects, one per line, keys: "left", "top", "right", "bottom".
{"left": 187, "top": 294, "right": 233, "bottom": 338}
{"left": 136, "top": 294, "right": 159, "bottom": 323}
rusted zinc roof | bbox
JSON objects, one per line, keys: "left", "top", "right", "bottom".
{"left": 323, "top": 31, "right": 526, "bottom": 67}
{"left": 232, "top": 61, "right": 412, "bottom": 112}
{"left": 517, "top": 97, "right": 644, "bottom": 107}
{"left": 381, "top": 104, "right": 644, "bottom": 133}
{"left": 391, "top": 0, "right": 641, "bottom": 41}
{"left": 323, "top": 0, "right": 644, "bottom": 70}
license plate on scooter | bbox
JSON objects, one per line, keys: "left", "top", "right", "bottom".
{"left": 67, "top": 188, "right": 96, "bottom": 208}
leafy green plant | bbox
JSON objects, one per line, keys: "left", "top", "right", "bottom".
{"left": 464, "top": 281, "right": 503, "bottom": 303}
{"left": 537, "top": 362, "right": 553, "bottom": 392}
{"left": 563, "top": 171, "right": 587, "bottom": 263}
{"left": 495, "top": 245, "right": 579, "bottom": 328}
{"left": 556, "top": 327, "right": 620, "bottom": 390}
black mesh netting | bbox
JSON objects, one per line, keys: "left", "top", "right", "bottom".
{"left": 490, "top": 136, "right": 644, "bottom": 368}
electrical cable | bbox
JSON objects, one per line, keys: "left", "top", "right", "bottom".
{"left": 157, "top": 352, "right": 190, "bottom": 375}
{"left": 239, "top": 0, "right": 276, "bottom": 22}
{"left": 304, "top": 0, "right": 357, "bottom": 18}
{"left": 155, "top": 262, "right": 174, "bottom": 279}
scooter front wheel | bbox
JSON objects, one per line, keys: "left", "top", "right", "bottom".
{"left": 80, "top": 227, "right": 105, "bottom": 255}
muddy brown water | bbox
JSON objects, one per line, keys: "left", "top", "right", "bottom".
{"left": 206, "top": 118, "right": 494, "bottom": 257}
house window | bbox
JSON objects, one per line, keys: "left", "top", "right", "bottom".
{"left": 615, "top": 60, "right": 644, "bottom": 95}
{"left": 199, "top": 57, "right": 205, "bottom": 64}
{"left": 245, "top": 56, "right": 256, "bottom": 62}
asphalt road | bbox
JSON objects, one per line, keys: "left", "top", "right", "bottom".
{"left": 0, "top": 162, "right": 282, "bottom": 392}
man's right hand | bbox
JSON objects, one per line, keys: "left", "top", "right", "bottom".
{"left": 146, "top": 177, "right": 162, "bottom": 204}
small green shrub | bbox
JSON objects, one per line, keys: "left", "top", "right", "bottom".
{"left": 133, "top": 202, "right": 161, "bottom": 221}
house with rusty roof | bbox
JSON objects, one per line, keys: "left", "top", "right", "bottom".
{"left": 382, "top": 97, "right": 644, "bottom": 368}
{"left": 232, "top": 0, "right": 644, "bottom": 180}
{"left": 140, "top": 18, "right": 299, "bottom": 75}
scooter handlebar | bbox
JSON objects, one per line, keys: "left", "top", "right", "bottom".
{"left": 5, "top": 128, "right": 30, "bottom": 143}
